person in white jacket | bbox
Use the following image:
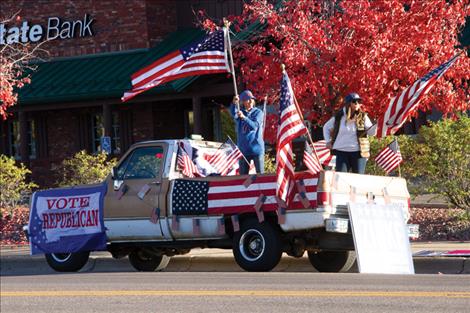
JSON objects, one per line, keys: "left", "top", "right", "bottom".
{"left": 323, "top": 93, "right": 376, "bottom": 174}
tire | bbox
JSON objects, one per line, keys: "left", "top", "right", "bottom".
{"left": 45, "top": 251, "right": 90, "bottom": 272}
{"left": 307, "top": 250, "right": 356, "bottom": 273}
{"left": 128, "top": 250, "right": 170, "bottom": 272}
{"left": 233, "top": 218, "right": 282, "bottom": 272}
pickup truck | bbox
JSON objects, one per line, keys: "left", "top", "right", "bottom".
{"left": 29, "top": 139, "right": 413, "bottom": 273}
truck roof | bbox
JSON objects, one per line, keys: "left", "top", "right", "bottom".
{"left": 130, "top": 139, "right": 223, "bottom": 149}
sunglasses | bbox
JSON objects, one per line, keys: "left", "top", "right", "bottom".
{"left": 351, "top": 99, "right": 362, "bottom": 103}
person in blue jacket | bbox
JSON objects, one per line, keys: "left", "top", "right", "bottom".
{"left": 230, "top": 90, "right": 265, "bottom": 174}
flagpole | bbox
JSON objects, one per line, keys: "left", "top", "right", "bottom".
{"left": 262, "top": 95, "right": 268, "bottom": 137}
{"left": 224, "top": 18, "right": 239, "bottom": 111}
{"left": 395, "top": 137, "right": 402, "bottom": 177}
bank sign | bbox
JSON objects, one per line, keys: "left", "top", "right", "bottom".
{"left": 0, "top": 14, "right": 94, "bottom": 45}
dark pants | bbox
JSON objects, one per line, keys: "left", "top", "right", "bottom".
{"left": 239, "top": 154, "right": 264, "bottom": 174}
{"left": 333, "top": 150, "right": 367, "bottom": 174}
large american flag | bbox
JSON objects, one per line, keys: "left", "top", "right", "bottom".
{"left": 171, "top": 173, "right": 318, "bottom": 216}
{"left": 122, "top": 29, "right": 230, "bottom": 102}
{"left": 376, "top": 54, "right": 461, "bottom": 138}
{"left": 177, "top": 143, "right": 202, "bottom": 178}
{"left": 276, "top": 71, "right": 307, "bottom": 201}
{"left": 207, "top": 138, "right": 244, "bottom": 176}
{"left": 375, "top": 139, "right": 403, "bottom": 174}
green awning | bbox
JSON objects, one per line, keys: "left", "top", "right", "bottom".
{"left": 18, "top": 28, "right": 205, "bottom": 105}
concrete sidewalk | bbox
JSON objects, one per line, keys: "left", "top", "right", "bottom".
{"left": 1, "top": 242, "right": 469, "bottom": 275}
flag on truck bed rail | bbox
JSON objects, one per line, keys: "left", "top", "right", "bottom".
{"left": 122, "top": 29, "right": 230, "bottom": 102}
{"left": 171, "top": 173, "right": 318, "bottom": 216}
{"left": 207, "top": 138, "right": 244, "bottom": 176}
{"left": 375, "top": 139, "right": 403, "bottom": 174}
{"left": 276, "top": 71, "right": 307, "bottom": 202}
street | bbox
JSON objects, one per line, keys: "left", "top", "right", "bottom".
{"left": 1, "top": 271, "right": 469, "bottom": 313}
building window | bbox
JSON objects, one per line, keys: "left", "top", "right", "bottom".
{"left": 91, "top": 113, "right": 104, "bottom": 153}
{"left": 90, "top": 112, "right": 120, "bottom": 154}
{"left": 112, "top": 112, "right": 121, "bottom": 154}
{"left": 8, "top": 120, "right": 37, "bottom": 159}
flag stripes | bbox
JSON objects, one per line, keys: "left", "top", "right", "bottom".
{"left": 376, "top": 54, "right": 461, "bottom": 138}
{"left": 375, "top": 140, "right": 403, "bottom": 174}
{"left": 207, "top": 174, "right": 318, "bottom": 215}
{"left": 276, "top": 71, "right": 307, "bottom": 202}
{"left": 122, "top": 29, "right": 230, "bottom": 102}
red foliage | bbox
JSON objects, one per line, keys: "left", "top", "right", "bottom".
{"left": 0, "top": 207, "right": 29, "bottom": 245}
{"left": 215, "top": 0, "right": 470, "bottom": 143}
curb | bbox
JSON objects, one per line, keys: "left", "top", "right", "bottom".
{"left": 1, "top": 254, "right": 468, "bottom": 275}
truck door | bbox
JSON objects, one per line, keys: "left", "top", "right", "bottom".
{"left": 104, "top": 144, "right": 168, "bottom": 241}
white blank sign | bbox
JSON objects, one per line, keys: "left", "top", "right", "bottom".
{"left": 348, "top": 203, "right": 414, "bottom": 274}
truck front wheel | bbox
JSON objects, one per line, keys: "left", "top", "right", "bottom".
{"left": 45, "top": 252, "right": 90, "bottom": 272}
{"left": 307, "top": 250, "right": 356, "bottom": 273}
{"left": 233, "top": 218, "right": 282, "bottom": 272}
{"left": 128, "top": 249, "right": 170, "bottom": 272}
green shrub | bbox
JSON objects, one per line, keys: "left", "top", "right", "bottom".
{"left": 54, "top": 151, "right": 117, "bottom": 187}
{"left": 264, "top": 153, "right": 276, "bottom": 174}
{"left": 367, "top": 115, "right": 469, "bottom": 215}
{"left": 0, "top": 155, "right": 37, "bottom": 210}
{"left": 412, "top": 115, "right": 470, "bottom": 215}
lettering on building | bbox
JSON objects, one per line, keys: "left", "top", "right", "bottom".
{"left": 0, "top": 14, "right": 94, "bottom": 45}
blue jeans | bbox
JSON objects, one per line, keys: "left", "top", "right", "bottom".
{"left": 333, "top": 150, "right": 367, "bottom": 174}
{"left": 239, "top": 154, "right": 264, "bottom": 174}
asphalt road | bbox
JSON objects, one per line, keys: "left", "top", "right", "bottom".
{"left": 1, "top": 272, "right": 469, "bottom": 313}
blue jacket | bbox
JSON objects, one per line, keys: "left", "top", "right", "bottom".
{"left": 230, "top": 104, "right": 265, "bottom": 156}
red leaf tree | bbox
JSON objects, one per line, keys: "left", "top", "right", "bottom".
{"left": 0, "top": 12, "right": 46, "bottom": 120}
{"left": 208, "top": 0, "right": 469, "bottom": 143}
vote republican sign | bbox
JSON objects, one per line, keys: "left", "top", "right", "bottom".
{"left": 28, "top": 184, "right": 107, "bottom": 255}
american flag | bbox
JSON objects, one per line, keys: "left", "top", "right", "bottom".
{"left": 171, "top": 173, "right": 318, "bottom": 216}
{"left": 122, "top": 29, "right": 230, "bottom": 102}
{"left": 207, "top": 138, "right": 244, "bottom": 176}
{"left": 376, "top": 54, "right": 461, "bottom": 138}
{"left": 375, "top": 139, "right": 403, "bottom": 174}
{"left": 303, "top": 142, "right": 322, "bottom": 175}
{"left": 276, "top": 71, "right": 307, "bottom": 201}
{"left": 312, "top": 140, "right": 335, "bottom": 167}
{"left": 177, "top": 143, "right": 202, "bottom": 178}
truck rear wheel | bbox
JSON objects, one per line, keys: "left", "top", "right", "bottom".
{"left": 45, "top": 252, "right": 90, "bottom": 272}
{"left": 233, "top": 218, "right": 282, "bottom": 272}
{"left": 128, "top": 249, "right": 170, "bottom": 272}
{"left": 307, "top": 250, "right": 356, "bottom": 273}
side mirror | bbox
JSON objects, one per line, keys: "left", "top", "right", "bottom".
{"left": 111, "top": 166, "right": 118, "bottom": 180}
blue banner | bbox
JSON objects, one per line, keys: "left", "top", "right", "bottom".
{"left": 28, "top": 184, "right": 107, "bottom": 255}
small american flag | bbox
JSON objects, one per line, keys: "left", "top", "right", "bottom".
{"left": 376, "top": 54, "right": 461, "bottom": 138}
{"left": 122, "top": 29, "right": 230, "bottom": 102}
{"left": 375, "top": 139, "right": 403, "bottom": 174}
{"left": 276, "top": 71, "right": 307, "bottom": 201}
{"left": 177, "top": 143, "right": 201, "bottom": 178}
{"left": 207, "top": 138, "right": 244, "bottom": 176}
{"left": 171, "top": 173, "right": 318, "bottom": 216}
{"left": 312, "top": 140, "right": 335, "bottom": 166}
{"left": 303, "top": 142, "right": 322, "bottom": 175}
